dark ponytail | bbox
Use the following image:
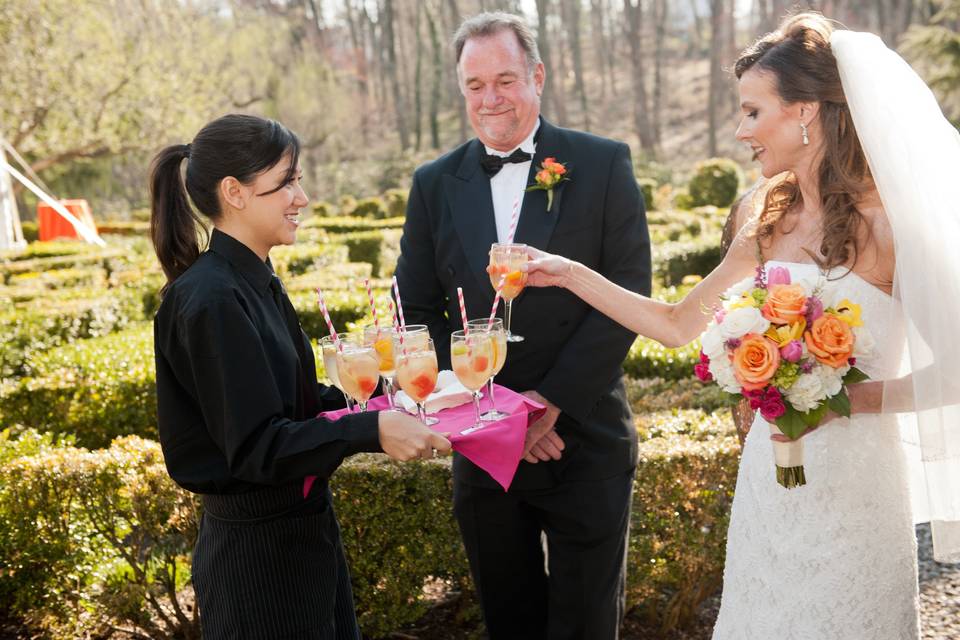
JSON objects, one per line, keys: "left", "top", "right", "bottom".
{"left": 150, "top": 144, "right": 206, "bottom": 284}
{"left": 149, "top": 114, "right": 301, "bottom": 288}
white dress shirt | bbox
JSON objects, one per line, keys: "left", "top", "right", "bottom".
{"left": 485, "top": 119, "right": 539, "bottom": 244}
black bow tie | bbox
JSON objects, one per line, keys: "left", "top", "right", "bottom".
{"left": 480, "top": 147, "right": 533, "bottom": 176}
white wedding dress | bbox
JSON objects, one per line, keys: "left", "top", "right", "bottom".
{"left": 712, "top": 261, "right": 921, "bottom": 640}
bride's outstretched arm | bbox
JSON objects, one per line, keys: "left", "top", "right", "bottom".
{"left": 523, "top": 230, "right": 757, "bottom": 348}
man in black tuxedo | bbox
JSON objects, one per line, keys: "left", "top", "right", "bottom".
{"left": 394, "top": 12, "right": 650, "bottom": 639}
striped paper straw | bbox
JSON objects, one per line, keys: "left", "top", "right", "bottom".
{"left": 487, "top": 275, "right": 506, "bottom": 330}
{"left": 457, "top": 287, "right": 469, "bottom": 336}
{"left": 315, "top": 288, "right": 342, "bottom": 352}
{"left": 364, "top": 278, "right": 379, "bottom": 333}
{"left": 392, "top": 276, "right": 407, "bottom": 331}
{"left": 505, "top": 194, "right": 521, "bottom": 243}
{"left": 388, "top": 298, "right": 405, "bottom": 355}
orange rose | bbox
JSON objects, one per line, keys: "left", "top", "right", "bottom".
{"left": 762, "top": 283, "right": 808, "bottom": 325}
{"left": 537, "top": 169, "right": 551, "bottom": 183}
{"left": 731, "top": 333, "right": 781, "bottom": 391}
{"left": 804, "top": 315, "right": 855, "bottom": 368}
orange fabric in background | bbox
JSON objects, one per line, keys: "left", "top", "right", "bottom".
{"left": 37, "top": 199, "right": 96, "bottom": 241}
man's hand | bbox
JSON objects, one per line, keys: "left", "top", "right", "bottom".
{"left": 521, "top": 391, "right": 564, "bottom": 463}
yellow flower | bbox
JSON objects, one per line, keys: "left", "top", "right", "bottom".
{"left": 833, "top": 299, "right": 863, "bottom": 327}
{"left": 728, "top": 292, "right": 759, "bottom": 310}
{"left": 764, "top": 319, "right": 806, "bottom": 347}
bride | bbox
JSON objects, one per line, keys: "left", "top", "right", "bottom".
{"left": 523, "top": 12, "right": 960, "bottom": 639}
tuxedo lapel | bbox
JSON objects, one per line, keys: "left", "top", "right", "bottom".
{"left": 443, "top": 139, "right": 498, "bottom": 296}
{"left": 514, "top": 119, "right": 566, "bottom": 251}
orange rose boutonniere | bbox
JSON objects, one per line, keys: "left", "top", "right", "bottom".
{"left": 526, "top": 157, "right": 569, "bottom": 212}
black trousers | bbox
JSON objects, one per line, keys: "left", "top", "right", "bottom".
{"left": 193, "top": 484, "right": 360, "bottom": 640}
{"left": 453, "top": 469, "right": 635, "bottom": 640}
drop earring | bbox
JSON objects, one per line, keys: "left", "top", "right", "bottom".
{"left": 800, "top": 122, "right": 809, "bottom": 145}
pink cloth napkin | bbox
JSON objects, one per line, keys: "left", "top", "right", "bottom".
{"left": 303, "top": 384, "right": 544, "bottom": 497}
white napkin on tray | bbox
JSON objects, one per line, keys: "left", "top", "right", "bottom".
{"left": 396, "top": 370, "right": 477, "bottom": 414}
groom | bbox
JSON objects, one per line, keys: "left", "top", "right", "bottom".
{"left": 394, "top": 12, "right": 651, "bottom": 639}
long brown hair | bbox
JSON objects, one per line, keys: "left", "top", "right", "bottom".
{"left": 149, "top": 114, "right": 301, "bottom": 288}
{"left": 735, "top": 12, "right": 871, "bottom": 270}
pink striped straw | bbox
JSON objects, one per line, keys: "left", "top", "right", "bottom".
{"left": 391, "top": 276, "right": 407, "bottom": 331}
{"left": 487, "top": 275, "right": 506, "bottom": 330}
{"left": 388, "top": 298, "right": 406, "bottom": 355}
{"left": 505, "top": 194, "right": 521, "bottom": 243}
{"left": 364, "top": 278, "right": 379, "bottom": 333}
{"left": 457, "top": 287, "right": 469, "bottom": 336}
{"left": 315, "top": 288, "right": 342, "bottom": 352}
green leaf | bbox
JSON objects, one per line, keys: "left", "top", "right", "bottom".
{"left": 800, "top": 403, "right": 829, "bottom": 427}
{"left": 775, "top": 406, "right": 808, "bottom": 440}
{"left": 843, "top": 367, "right": 870, "bottom": 385}
{"left": 827, "top": 389, "right": 851, "bottom": 417}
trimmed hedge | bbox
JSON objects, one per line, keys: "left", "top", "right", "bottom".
{"left": 627, "top": 377, "right": 732, "bottom": 415}
{"left": 335, "top": 229, "right": 402, "bottom": 278}
{"left": 0, "top": 287, "right": 146, "bottom": 380}
{"left": 623, "top": 335, "right": 700, "bottom": 380}
{"left": 688, "top": 158, "right": 743, "bottom": 208}
{"left": 653, "top": 235, "right": 723, "bottom": 286}
{"left": 628, "top": 410, "right": 738, "bottom": 632}
{"left": 0, "top": 432, "right": 200, "bottom": 638}
{"left": 269, "top": 242, "right": 350, "bottom": 278}
{"left": 96, "top": 221, "right": 150, "bottom": 236}
{"left": 1, "top": 248, "right": 128, "bottom": 282}
{"left": 0, "top": 324, "right": 157, "bottom": 447}
{"left": 303, "top": 216, "right": 405, "bottom": 234}
{"left": 0, "top": 410, "right": 739, "bottom": 638}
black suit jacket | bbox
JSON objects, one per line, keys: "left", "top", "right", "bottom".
{"left": 395, "top": 118, "right": 651, "bottom": 489}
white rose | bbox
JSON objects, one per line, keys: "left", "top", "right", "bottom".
{"left": 723, "top": 276, "right": 755, "bottom": 300}
{"left": 720, "top": 306, "right": 770, "bottom": 340}
{"left": 816, "top": 365, "right": 844, "bottom": 398}
{"left": 700, "top": 324, "right": 727, "bottom": 360}
{"left": 853, "top": 326, "right": 875, "bottom": 359}
{"left": 711, "top": 361, "right": 741, "bottom": 393}
{"left": 785, "top": 372, "right": 826, "bottom": 412}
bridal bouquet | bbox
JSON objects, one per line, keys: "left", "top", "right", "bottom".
{"left": 695, "top": 265, "right": 872, "bottom": 488}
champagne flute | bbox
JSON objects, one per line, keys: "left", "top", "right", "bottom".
{"left": 320, "top": 335, "right": 354, "bottom": 412}
{"left": 363, "top": 324, "right": 398, "bottom": 410}
{"left": 465, "top": 318, "right": 509, "bottom": 421}
{"left": 487, "top": 243, "right": 529, "bottom": 342}
{"left": 395, "top": 337, "right": 439, "bottom": 425}
{"left": 335, "top": 336, "right": 381, "bottom": 412}
{"left": 451, "top": 330, "right": 495, "bottom": 434}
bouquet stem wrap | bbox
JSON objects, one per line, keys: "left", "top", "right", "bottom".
{"left": 770, "top": 423, "right": 806, "bottom": 488}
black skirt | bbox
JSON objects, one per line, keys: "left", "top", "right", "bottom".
{"left": 193, "top": 483, "right": 360, "bottom": 640}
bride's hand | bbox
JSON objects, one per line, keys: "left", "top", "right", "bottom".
{"left": 521, "top": 246, "right": 575, "bottom": 289}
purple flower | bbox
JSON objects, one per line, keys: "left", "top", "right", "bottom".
{"left": 800, "top": 360, "right": 814, "bottom": 374}
{"left": 806, "top": 297, "right": 824, "bottom": 324}
{"left": 725, "top": 338, "right": 742, "bottom": 350}
{"left": 780, "top": 340, "right": 803, "bottom": 363}
{"left": 848, "top": 357, "right": 857, "bottom": 367}
{"left": 767, "top": 266, "right": 792, "bottom": 286}
{"left": 754, "top": 264, "right": 767, "bottom": 289}
{"left": 760, "top": 387, "right": 787, "bottom": 421}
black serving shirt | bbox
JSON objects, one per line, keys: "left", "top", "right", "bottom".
{"left": 154, "top": 228, "right": 381, "bottom": 495}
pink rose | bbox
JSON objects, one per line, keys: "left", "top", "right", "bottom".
{"left": 767, "top": 266, "right": 792, "bottom": 286}
{"left": 694, "top": 352, "right": 713, "bottom": 382}
{"left": 760, "top": 387, "right": 786, "bottom": 421}
{"left": 742, "top": 387, "right": 765, "bottom": 410}
{"left": 780, "top": 340, "right": 803, "bottom": 363}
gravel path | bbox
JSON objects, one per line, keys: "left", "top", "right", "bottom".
{"left": 916, "top": 523, "right": 960, "bottom": 640}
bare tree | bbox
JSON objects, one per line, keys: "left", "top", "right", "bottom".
{"left": 689, "top": 0, "right": 705, "bottom": 57}
{"left": 707, "top": 0, "right": 726, "bottom": 156}
{"left": 383, "top": 0, "right": 410, "bottom": 148}
{"left": 444, "top": 0, "right": 468, "bottom": 143}
{"left": 426, "top": 2, "right": 443, "bottom": 149}
{"left": 624, "top": 0, "right": 656, "bottom": 152}
{"left": 413, "top": 2, "right": 424, "bottom": 150}
{"left": 536, "top": 0, "right": 568, "bottom": 124}
{"left": 590, "top": 0, "right": 610, "bottom": 99}
{"left": 564, "top": 0, "right": 590, "bottom": 130}
{"left": 652, "top": 0, "right": 668, "bottom": 146}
